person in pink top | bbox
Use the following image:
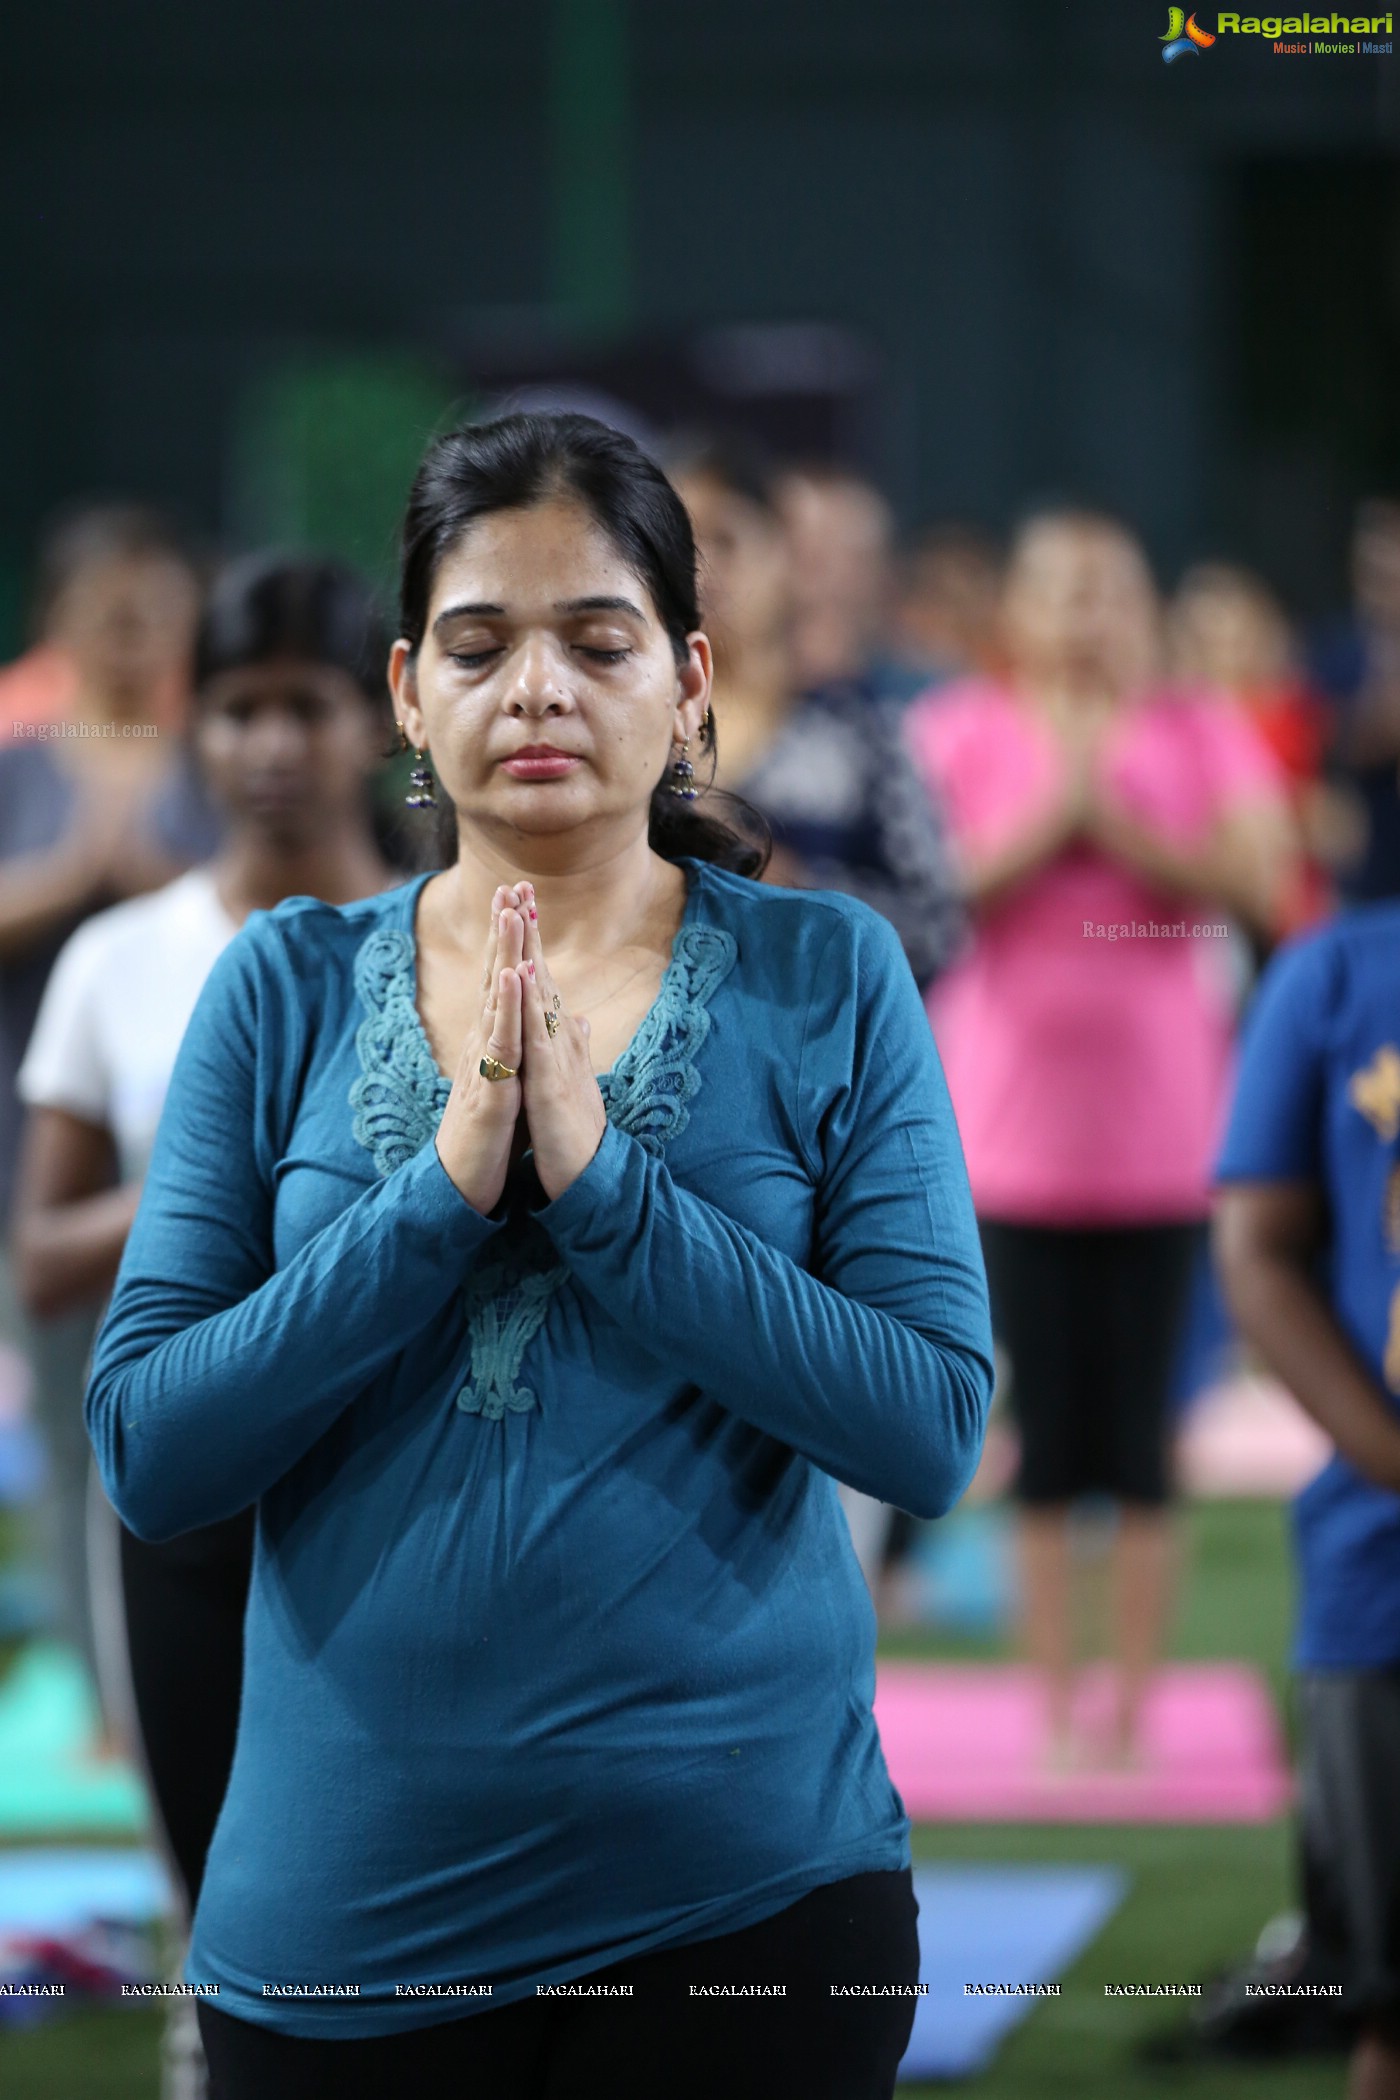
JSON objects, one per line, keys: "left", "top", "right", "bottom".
{"left": 905, "top": 509, "right": 1298, "bottom": 1768}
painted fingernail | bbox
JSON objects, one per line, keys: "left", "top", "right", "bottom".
{"left": 528, "top": 907, "right": 537, "bottom": 920}
{"left": 527, "top": 960, "right": 535, "bottom": 977}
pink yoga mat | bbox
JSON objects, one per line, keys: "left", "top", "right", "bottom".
{"left": 1177, "top": 1373, "right": 1332, "bottom": 1499}
{"left": 874, "top": 1662, "right": 1292, "bottom": 1823}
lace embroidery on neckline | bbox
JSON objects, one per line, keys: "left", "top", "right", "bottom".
{"left": 347, "top": 874, "right": 736, "bottom": 1421}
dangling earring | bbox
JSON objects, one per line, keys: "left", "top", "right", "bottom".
{"left": 666, "top": 735, "right": 698, "bottom": 800}
{"left": 405, "top": 746, "right": 438, "bottom": 811}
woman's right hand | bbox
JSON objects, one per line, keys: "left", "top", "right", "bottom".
{"left": 434, "top": 888, "right": 531, "bottom": 1217}
{"left": 1048, "top": 700, "right": 1114, "bottom": 830}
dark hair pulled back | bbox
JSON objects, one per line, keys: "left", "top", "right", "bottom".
{"left": 194, "top": 552, "right": 391, "bottom": 715}
{"left": 397, "top": 412, "right": 770, "bottom": 878}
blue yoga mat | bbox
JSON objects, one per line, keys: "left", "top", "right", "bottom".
{"left": 0, "top": 1645, "right": 148, "bottom": 1834}
{"left": 0, "top": 1420, "right": 45, "bottom": 1506}
{"left": 910, "top": 1506, "right": 1013, "bottom": 1636}
{"left": 901, "top": 1864, "right": 1127, "bottom": 2080}
{"left": 0, "top": 1850, "right": 1121, "bottom": 2071}
{"left": 0, "top": 1849, "right": 171, "bottom": 1934}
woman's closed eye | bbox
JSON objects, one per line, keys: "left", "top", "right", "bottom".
{"left": 449, "top": 645, "right": 631, "bottom": 669}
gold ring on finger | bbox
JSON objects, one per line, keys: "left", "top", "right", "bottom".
{"left": 544, "top": 1010, "right": 559, "bottom": 1038}
{"left": 552, "top": 994, "right": 561, "bottom": 1014}
{"left": 479, "top": 1054, "right": 519, "bottom": 1082}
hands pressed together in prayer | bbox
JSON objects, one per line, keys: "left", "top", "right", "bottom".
{"left": 434, "top": 882, "right": 608, "bottom": 1217}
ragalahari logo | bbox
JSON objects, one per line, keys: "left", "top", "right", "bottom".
{"left": 1161, "top": 7, "right": 1218, "bottom": 54}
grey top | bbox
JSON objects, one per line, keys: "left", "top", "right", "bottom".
{"left": 0, "top": 742, "right": 223, "bottom": 1231}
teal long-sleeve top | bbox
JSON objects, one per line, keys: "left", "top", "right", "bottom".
{"left": 85, "top": 854, "right": 992, "bottom": 2036}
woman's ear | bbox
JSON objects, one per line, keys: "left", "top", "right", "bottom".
{"left": 388, "top": 639, "right": 427, "bottom": 749}
{"left": 675, "top": 631, "right": 713, "bottom": 745}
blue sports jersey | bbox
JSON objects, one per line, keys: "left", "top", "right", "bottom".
{"left": 1216, "top": 902, "right": 1400, "bottom": 1669}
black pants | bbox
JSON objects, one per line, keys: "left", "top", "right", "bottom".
{"left": 1299, "top": 1671, "right": 1400, "bottom": 2042}
{"left": 119, "top": 1509, "right": 255, "bottom": 1912}
{"left": 197, "top": 1867, "right": 920, "bottom": 2100}
{"left": 979, "top": 1219, "right": 1201, "bottom": 1505}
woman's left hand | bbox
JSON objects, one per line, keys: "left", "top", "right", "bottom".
{"left": 508, "top": 885, "right": 608, "bottom": 1202}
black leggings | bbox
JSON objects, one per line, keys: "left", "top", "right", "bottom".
{"left": 979, "top": 1219, "right": 1201, "bottom": 1506}
{"left": 197, "top": 1868, "right": 920, "bottom": 2100}
{"left": 119, "top": 1510, "right": 255, "bottom": 1912}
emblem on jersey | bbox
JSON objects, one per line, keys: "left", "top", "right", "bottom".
{"left": 1348, "top": 1044, "right": 1400, "bottom": 1143}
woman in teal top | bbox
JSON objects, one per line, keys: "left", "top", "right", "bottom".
{"left": 85, "top": 413, "right": 993, "bottom": 2100}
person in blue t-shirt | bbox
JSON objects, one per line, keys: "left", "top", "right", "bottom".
{"left": 1214, "top": 900, "right": 1400, "bottom": 2100}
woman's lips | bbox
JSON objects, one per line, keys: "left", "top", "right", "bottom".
{"left": 499, "top": 753, "right": 580, "bottom": 779}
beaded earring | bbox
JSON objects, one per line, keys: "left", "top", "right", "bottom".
{"left": 396, "top": 722, "right": 438, "bottom": 810}
{"left": 666, "top": 735, "right": 697, "bottom": 801}
{"left": 405, "top": 748, "right": 438, "bottom": 811}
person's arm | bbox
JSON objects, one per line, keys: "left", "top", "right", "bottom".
{"left": 1214, "top": 1181, "right": 1400, "bottom": 1493}
{"left": 1084, "top": 792, "right": 1297, "bottom": 935}
{"left": 11, "top": 916, "right": 140, "bottom": 1317}
{"left": 904, "top": 691, "right": 1087, "bottom": 915}
{"left": 0, "top": 843, "right": 106, "bottom": 960}
{"left": 532, "top": 907, "right": 994, "bottom": 1518}
{"left": 1210, "top": 924, "right": 1400, "bottom": 1489}
{"left": 955, "top": 786, "right": 1083, "bottom": 910}
{"left": 11, "top": 1107, "right": 141, "bottom": 1319}
{"left": 85, "top": 915, "right": 507, "bottom": 1544}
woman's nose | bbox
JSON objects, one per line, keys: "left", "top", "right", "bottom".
{"left": 505, "top": 635, "right": 572, "bottom": 712}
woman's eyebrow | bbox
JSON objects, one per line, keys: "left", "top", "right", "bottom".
{"left": 554, "top": 595, "right": 645, "bottom": 619}
{"left": 432, "top": 594, "right": 645, "bottom": 634}
{"left": 433, "top": 601, "right": 505, "bottom": 632}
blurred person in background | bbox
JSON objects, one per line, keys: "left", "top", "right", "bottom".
{"left": 774, "top": 460, "right": 926, "bottom": 705}
{"left": 673, "top": 438, "right": 967, "bottom": 1593}
{"left": 906, "top": 509, "right": 1299, "bottom": 1769}
{"left": 12, "top": 552, "right": 395, "bottom": 2100}
{"left": 670, "top": 436, "right": 964, "bottom": 988}
{"left": 1311, "top": 497, "right": 1400, "bottom": 904}
{"left": 0, "top": 502, "right": 202, "bottom": 735}
{"left": 1214, "top": 891, "right": 1400, "bottom": 2100}
{"left": 1169, "top": 560, "right": 1348, "bottom": 937}
{"left": 0, "top": 504, "right": 218, "bottom": 1696}
{"left": 890, "top": 522, "right": 1005, "bottom": 688}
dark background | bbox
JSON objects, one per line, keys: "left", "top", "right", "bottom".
{"left": 4, "top": 0, "right": 1398, "bottom": 639}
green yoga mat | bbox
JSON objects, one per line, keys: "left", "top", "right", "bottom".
{"left": 0, "top": 1644, "right": 148, "bottom": 1835}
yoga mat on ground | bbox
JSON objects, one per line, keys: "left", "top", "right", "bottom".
{"left": 1177, "top": 1373, "right": 1331, "bottom": 1497}
{"left": 876, "top": 1662, "right": 1291, "bottom": 1823}
{"left": 0, "top": 1852, "right": 1117, "bottom": 2074}
{"left": 900, "top": 1863, "right": 1127, "bottom": 2081}
{"left": 907, "top": 1506, "right": 1014, "bottom": 1637}
{"left": 0, "top": 1644, "right": 148, "bottom": 1835}
{"left": 0, "top": 1419, "right": 45, "bottom": 1505}
{"left": 0, "top": 1849, "right": 171, "bottom": 1934}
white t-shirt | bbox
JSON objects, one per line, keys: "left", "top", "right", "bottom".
{"left": 18, "top": 867, "right": 241, "bottom": 1185}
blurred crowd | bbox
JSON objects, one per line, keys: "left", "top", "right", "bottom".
{"left": 2, "top": 446, "right": 1399, "bottom": 1771}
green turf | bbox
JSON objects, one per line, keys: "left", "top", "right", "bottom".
{"left": 0, "top": 1499, "right": 1340, "bottom": 2097}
